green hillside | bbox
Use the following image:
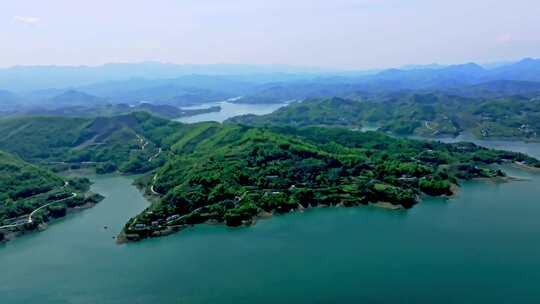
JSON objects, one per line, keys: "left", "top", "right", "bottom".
{"left": 228, "top": 95, "right": 540, "bottom": 140}
{"left": 0, "top": 151, "right": 102, "bottom": 241}
{"left": 1, "top": 113, "right": 537, "bottom": 242}
{"left": 0, "top": 112, "right": 184, "bottom": 173}
{"left": 122, "top": 124, "right": 539, "bottom": 241}
{"left": 0, "top": 150, "right": 64, "bottom": 203}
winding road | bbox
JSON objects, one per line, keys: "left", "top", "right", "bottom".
{"left": 0, "top": 182, "right": 77, "bottom": 230}
{"left": 149, "top": 148, "right": 162, "bottom": 162}
{"left": 27, "top": 192, "right": 77, "bottom": 224}
{"left": 150, "top": 174, "right": 160, "bottom": 195}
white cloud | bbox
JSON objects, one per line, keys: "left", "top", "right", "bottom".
{"left": 14, "top": 16, "right": 41, "bottom": 25}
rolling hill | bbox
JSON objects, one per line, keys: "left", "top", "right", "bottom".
{"left": 1, "top": 112, "right": 539, "bottom": 242}
{"left": 121, "top": 122, "right": 539, "bottom": 241}
{"left": 228, "top": 95, "right": 540, "bottom": 141}
{"left": 45, "top": 90, "right": 108, "bottom": 107}
{"left": 0, "top": 112, "right": 182, "bottom": 173}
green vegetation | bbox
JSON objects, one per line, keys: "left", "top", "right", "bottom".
{"left": 121, "top": 123, "right": 539, "bottom": 241}
{"left": 0, "top": 151, "right": 103, "bottom": 240}
{"left": 228, "top": 95, "right": 540, "bottom": 141}
{"left": 1, "top": 103, "right": 221, "bottom": 120}
{"left": 1, "top": 112, "right": 538, "bottom": 242}
{"left": 0, "top": 151, "right": 64, "bottom": 204}
{"left": 0, "top": 112, "right": 184, "bottom": 173}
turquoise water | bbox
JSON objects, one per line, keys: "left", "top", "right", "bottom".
{"left": 1, "top": 142, "right": 540, "bottom": 303}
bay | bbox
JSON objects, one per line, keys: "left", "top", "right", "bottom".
{"left": 2, "top": 105, "right": 540, "bottom": 303}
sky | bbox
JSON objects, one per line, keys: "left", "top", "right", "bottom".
{"left": 1, "top": 0, "right": 539, "bottom": 69}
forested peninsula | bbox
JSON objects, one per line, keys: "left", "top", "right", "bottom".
{"left": 0, "top": 112, "right": 538, "bottom": 242}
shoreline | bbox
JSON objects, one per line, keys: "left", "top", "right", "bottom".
{"left": 117, "top": 160, "right": 537, "bottom": 244}
{"left": 118, "top": 199, "right": 410, "bottom": 244}
{"left": 369, "top": 202, "right": 405, "bottom": 210}
{"left": 1, "top": 195, "right": 103, "bottom": 244}
{"left": 410, "top": 131, "right": 540, "bottom": 144}
{"left": 510, "top": 162, "right": 540, "bottom": 173}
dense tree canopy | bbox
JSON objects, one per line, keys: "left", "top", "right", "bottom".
{"left": 228, "top": 95, "right": 540, "bottom": 141}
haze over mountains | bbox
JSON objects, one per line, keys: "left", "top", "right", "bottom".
{"left": 0, "top": 63, "right": 340, "bottom": 92}
{"left": 1, "top": 58, "right": 539, "bottom": 111}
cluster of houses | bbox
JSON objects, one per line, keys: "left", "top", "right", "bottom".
{"left": 132, "top": 214, "right": 180, "bottom": 231}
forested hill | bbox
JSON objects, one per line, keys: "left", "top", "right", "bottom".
{"left": 0, "top": 150, "right": 64, "bottom": 204}
{"left": 0, "top": 112, "right": 185, "bottom": 173}
{"left": 1, "top": 112, "right": 538, "bottom": 242}
{"left": 227, "top": 95, "right": 540, "bottom": 141}
{"left": 0, "top": 151, "right": 102, "bottom": 242}
{"left": 121, "top": 123, "right": 540, "bottom": 241}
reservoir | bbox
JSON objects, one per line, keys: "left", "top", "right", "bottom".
{"left": 1, "top": 132, "right": 540, "bottom": 303}
{"left": 176, "top": 101, "right": 288, "bottom": 123}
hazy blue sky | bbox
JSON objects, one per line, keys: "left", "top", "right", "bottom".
{"left": 2, "top": 0, "right": 539, "bottom": 69}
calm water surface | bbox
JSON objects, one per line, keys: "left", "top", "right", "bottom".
{"left": 176, "top": 101, "right": 288, "bottom": 123}
{"left": 1, "top": 131, "right": 540, "bottom": 303}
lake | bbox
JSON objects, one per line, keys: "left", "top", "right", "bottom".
{"left": 176, "top": 101, "right": 288, "bottom": 123}
{"left": 1, "top": 114, "right": 540, "bottom": 303}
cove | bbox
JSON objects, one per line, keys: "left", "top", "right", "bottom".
{"left": 1, "top": 141, "right": 540, "bottom": 303}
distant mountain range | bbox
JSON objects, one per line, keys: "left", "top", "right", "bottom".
{"left": 0, "top": 58, "right": 539, "bottom": 108}
{"left": 365, "top": 58, "right": 540, "bottom": 89}
{"left": 448, "top": 80, "right": 540, "bottom": 98}
{"left": 45, "top": 90, "right": 108, "bottom": 107}
{"left": 0, "top": 90, "right": 20, "bottom": 108}
{"left": 0, "top": 63, "right": 341, "bottom": 92}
